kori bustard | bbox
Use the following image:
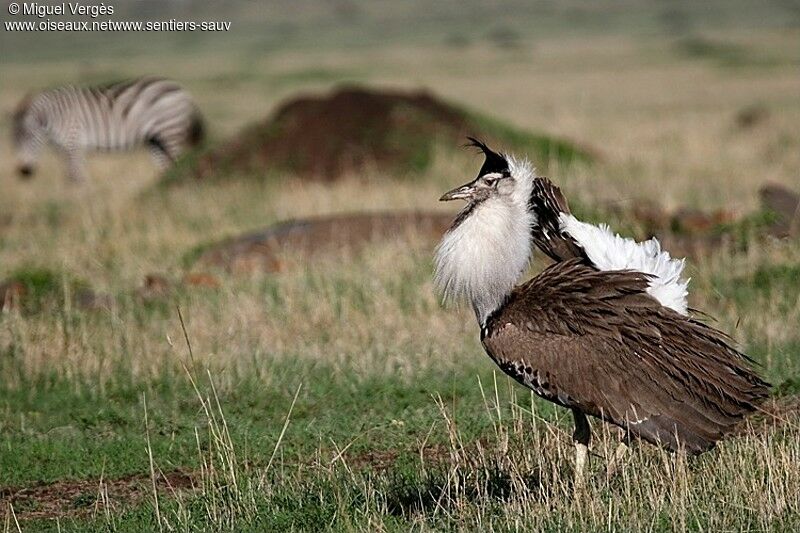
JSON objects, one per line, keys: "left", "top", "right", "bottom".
{"left": 434, "top": 139, "right": 769, "bottom": 482}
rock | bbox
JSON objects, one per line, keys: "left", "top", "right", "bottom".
{"left": 759, "top": 183, "right": 800, "bottom": 238}
{"left": 193, "top": 210, "right": 454, "bottom": 274}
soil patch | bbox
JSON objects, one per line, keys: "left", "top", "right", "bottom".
{"left": 0, "top": 470, "right": 195, "bottom": 522}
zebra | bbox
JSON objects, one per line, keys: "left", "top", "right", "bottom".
{"left": 12, "top": 77, "right": 204, "bottom": 182}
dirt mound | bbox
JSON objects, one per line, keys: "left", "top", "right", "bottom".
{"left": 189, "top": 210, "right": 453, "bottom": 274}
{"left": 174, "top": 85, "right": 593, "bottom": 183}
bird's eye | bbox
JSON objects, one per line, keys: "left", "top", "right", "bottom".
{"left": 484, "top": 174, "right": 500, "bottom": 186}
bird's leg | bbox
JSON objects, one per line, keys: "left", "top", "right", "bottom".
{"left": 572, "top": 409, "right": 591, "bottom": 489}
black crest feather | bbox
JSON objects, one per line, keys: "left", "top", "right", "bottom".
{"left": 465, "top": 137, "right": 509, "bottom": 177}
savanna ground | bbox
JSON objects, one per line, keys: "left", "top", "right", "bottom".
{"left": 1, "top": 1, "right": 800, "bottom": 530}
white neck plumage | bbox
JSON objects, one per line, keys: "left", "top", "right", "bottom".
{"left": 434, "top": 158, "right": 536, "bottom": 326}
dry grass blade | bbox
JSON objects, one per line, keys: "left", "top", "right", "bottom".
{"left": 262, "top": 382, "right": 302, "bottom": 481}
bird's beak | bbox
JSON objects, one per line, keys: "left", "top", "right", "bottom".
{"left": 439, "top": 182, "right": 477, "bottom": 202}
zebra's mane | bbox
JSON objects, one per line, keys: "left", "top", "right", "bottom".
{"left": 11, "top": 93, "right": 36, "bottom": 140}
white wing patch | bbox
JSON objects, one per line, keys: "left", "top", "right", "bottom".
{"left": 559, "top": 214, "right": 689, "bottom": 315}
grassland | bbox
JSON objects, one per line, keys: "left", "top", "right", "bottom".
{"left": 1, "top": 2, "right": 800, "bottom": 530}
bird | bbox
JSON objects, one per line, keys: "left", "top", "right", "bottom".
{"left": 433, "top": 138, "right": 770, "bottom": 483}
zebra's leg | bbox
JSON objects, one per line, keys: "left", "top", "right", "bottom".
{"left": 64, "top": 148, "right": 89, "bottom": 183}
{"left": 147, "top": 135, "right": 179, "bottom": 171}
{"left": 148, "top": 144, "right": 173, "bottom": 171}
{"left": 164, "top": 138, "right": 185, "bottom": 163}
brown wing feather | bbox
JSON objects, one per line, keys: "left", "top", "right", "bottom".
{"left": 482, "top": 259, "right": 770, "bottom": 454}
{"left": 529, "top": 178, "right": 586, "bottom": 262}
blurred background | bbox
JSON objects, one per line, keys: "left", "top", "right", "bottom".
{"left": 3, "top": 0, "right": 799, "bottom": 198}
{"left": 1, "top": 1, "right": 799, "bottom": 529}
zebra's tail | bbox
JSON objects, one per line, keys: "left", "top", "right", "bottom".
{"left": 187, "top": 108, "right": 205, "bottom": 147}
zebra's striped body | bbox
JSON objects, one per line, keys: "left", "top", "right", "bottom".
{"left": 12, "top": 77, "right": 204, "bottom": 182}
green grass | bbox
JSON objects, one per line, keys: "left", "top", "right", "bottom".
{"left": 2, "top": 281, "right": 798, "bottom": 529}
{"left": 674, "top": 36, "right": 790, "bottom": 68}
{"left": 269, "top": 67, "right": 366, "bottom": 89}
{"left": 0, "top": 340, "right": 565, "bottom": 531}
{"left": 0, "top": 347, "right": 544, "bottom": 487}
{"left": 718, "top": 262, "right": 800, "bottom": 315}
{"left": 2, "top": 243, "right": 799, "bottom": 531}
{"left": 8, "top": 346, "right": 799, "bottom": 531}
